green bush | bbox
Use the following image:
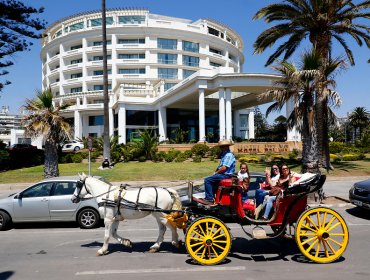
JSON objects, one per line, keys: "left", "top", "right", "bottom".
{"left": 0, "top": 150, "right": 10, "bottom": 170}
{"left": 153, "top": 151, "right": 166, "bottom": 162}
{"left": 209, "top": 146, "right": 221, "bottom": 157}
{"left": 191, "top": 144, "right": 209, "bottom": 157}
{"left": 288, "top": 149, "right": 299, "bottom": 160}
{"left": 192, "top": 155, "right": 202, "bottom": 163}
{"left": 164, "top": 153, "right": 177, "bottom": 162}
{"left": 183, "top": 150, "right": 193, "bottom": 158}
{"left": 330, "top": 154, "right": 341, "bottom": 162}
{"left": 175, "top": 152, "right": 188, "bottom": 162}
{"left": 138, "top": 156, "right": 146, "bottom": 162}
{"left": 71, "top": 153, "right": 83, "bottom": 163}
{"left": 329, "top": 142, "right": 347, "bottom": 154}
{"left": 342, "top": 154, "right": 362, "bottom": 161}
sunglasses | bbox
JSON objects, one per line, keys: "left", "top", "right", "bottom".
{"left": 272, "top": 168, "right": 279, "bottom": 170}
{"left": 282, "top": 168, "right": 289, "bottom": 171}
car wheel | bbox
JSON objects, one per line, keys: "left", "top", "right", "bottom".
{"left": 0, "top": 210, "right": 11, "bottom": 231}
{"left": 77, "top": 208, "right": 100, "bottom": 229}
{"left": 74, "top": 146, "right": 80, "bottom": 151}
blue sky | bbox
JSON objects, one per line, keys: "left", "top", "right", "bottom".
{"left": 1, "top": 0, "right": 369, "bottom": 121}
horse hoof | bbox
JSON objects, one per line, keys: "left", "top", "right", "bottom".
{"left": 171, "top": 241, "right": 180, "bottom": 248}
{"left": 96, "top": 250, "right": 108, "bottom": 256}
{"left": 148, "top": 248, "right": 158, "bottom": 253}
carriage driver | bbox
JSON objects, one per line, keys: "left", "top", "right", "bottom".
{"left": 201, "top": 140, "right": 236, "bottom": 204}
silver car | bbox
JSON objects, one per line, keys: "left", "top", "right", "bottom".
{"left": 0, "top": 176, "right": 104, "bottom": 230}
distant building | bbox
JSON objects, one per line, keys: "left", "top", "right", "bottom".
{"left": 0, "top": 106, "right": 29, "bottom": 146}
{"left": 41, "top": 8, "right": 291, "bottom": 144}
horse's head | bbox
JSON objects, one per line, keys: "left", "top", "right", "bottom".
{"left": 71, "top": 173, "right": 90, "bottom": 203}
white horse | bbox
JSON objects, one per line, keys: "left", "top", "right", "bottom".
{"left": 71, "top": 173, "right": 183, "bottom": 256}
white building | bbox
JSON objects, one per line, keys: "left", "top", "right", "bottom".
{"left": 41, "top": 8, "right": 290, "bottom": 144}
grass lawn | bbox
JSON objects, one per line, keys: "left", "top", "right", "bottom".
{"left": 0, "top": 157, "right": 369, "bottom": 184}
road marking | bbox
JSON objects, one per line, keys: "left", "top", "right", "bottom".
{"left": 76, "top": 266, "right": 246, "bottom": 275}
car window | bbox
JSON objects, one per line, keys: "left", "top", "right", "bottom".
{"left": 53, "top": 182, "right": 77, "bottom": 196}
{"left": 22, "top": 183, "right": 53, "bottom": 198}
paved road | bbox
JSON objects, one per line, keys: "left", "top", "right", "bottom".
{"left": 0, "top": 204, "right": 369, "bottom": 280}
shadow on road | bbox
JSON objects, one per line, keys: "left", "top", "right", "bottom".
{"left": 346, "top": 207, "right": 370, "bottom": 220}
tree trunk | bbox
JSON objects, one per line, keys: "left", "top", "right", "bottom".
{"left": 302, "top": 96, "right": 319, "bottom": 173}
{"left": 44, "top": 139, "right": 59, "bottom": 178}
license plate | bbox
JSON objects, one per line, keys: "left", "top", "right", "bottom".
{"left": 353, "top": 200, "right": 363, "bottom": 207}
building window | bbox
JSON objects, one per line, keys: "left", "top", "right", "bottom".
{"left": 93, "top": 84, "right": 112, "bottom": 90}
{"left": 70, "top": 87, "right": 82, "bottom": 93}
{"left": 157, "top": 38, "right": 177, "bottom": 50}
{"left": 55, "top": 30, "right": 62, "bottom": 37}
{"left": 183, "top": 70, "right": 196, "bottom": 78}
{"left": 158, "top": 68, "right": 178, "bottom": 79}
{"left": 92, "top": 55, "right": 111, "bottom": 61}
{"left": 93, "top": 40, "right": 111, "bottom": 46}
{"left": 93, "top": 69, "right": 111, "bottom": 75}
{"left": 164, "top": 83, "right": 177, "bottom": 91}
{"left": 209, "top": 47, "right": 223, "bottom": 55}
{"left": 89, "top": 17, "right": 113, "bottom": 27}
{"left": 240, "top": 114, "right": 249, "bottom": 128}
{"left": 126, "top": 110, "right": 157, "bottom": 126}
{"left": 70, "top": 73, "right": 82, "bottom": 79}
{"left": 208, "top": 27, "right": 220, "bottom": 37}
{"left": 210, "top": 61, "right": 222, "bottom": 67}
{"left": 118, "top": 38, "right": 145, "bottom": 44}
{"left": 118, "top": 53, "right": 145, "bottom": 59}
{"left": 119, "top": 68, "right": 145, "bottom": 74}
{"left": 182, "top": 55, "right": 199, "bottom": 67}
{"left": 118, "top": 16, "right": 145, "bottom": 24}
{"left": 158, "top": 53, "right": 177, "bottom": 64}
{"left": 68, "top": 22, "right": 84, "bottom": 32}
{"left": 183, "top": 41, "right": 199, "bottom": 53}
{"left": 70, "top": 44, "right": 82, "bottom": 50}
{"left": 89, "top": 115, "right": 104, "bottom": 126}
{"left": 70, "top": 59, "right": 82, "bottom": 65}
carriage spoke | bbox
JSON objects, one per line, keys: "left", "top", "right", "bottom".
{"left": 327, "top": 237, "right": 343, "bottom": 247}
{"left": 189, "top": 237, "right": 203, "bottom": 241}
{"left": 322, "top": 239, "right": 330, "bottom": 258}
{"left": 199, "top": 225, "right": 207, "bottom": 237}
{"left": 190, "top": 241, "right": 203, "bottom": 248}
{"left": 326, "top": 222, "right": 341, "bottom": 233}
{"left": 315, "top": 240, "right": 322, "bottom": 258}
{"left": 329, "top": 233, "right": 345, "bottom": 237}
{"left": 200, "top": 247, "right": 207, "bottom": 259}
{"left": 317, "top": 211, "right": 321, "bottom": 228}
{"left": 301, "top": 236, "right": 317, "bottom": 246}
{"left": 323, "top": 239, "right": 337, "bottom": 255}
{"left": 299, "top": 232, "right": 316, "bottom": 236}
{"left": 213, "top": 233, "right": 226, "bottom": 240}
{"left": 193, "top": 229, "right": 205, "bottom": 238}
{"left": 212, "top": 243, "right": 226, "bottom": 250}
{"left": 323, "top": 216, "right": 336, "bottom": 231}
{"left": 211, "top": 246, "right": 219, "bottom": 257}
{"left": 322, "top": 211, "right": 327, "bottom": 228}
{"left": 305, "top": 238, "right": 319, "bottom": 254}
{"left": 194, "top": 244, "right": 205, "bottom": 254}
{"left": 301, "top": 223, "right": 317, "bottom": 233}
{"left": 306, "top": 217, "right": 319, "bottom": 231}
{"left": 211, "top": 226, "right": 222, "bottom": 238}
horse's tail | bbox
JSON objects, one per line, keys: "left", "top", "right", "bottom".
{"left": 167, "top": 188, "right": 182, "bottom": 211}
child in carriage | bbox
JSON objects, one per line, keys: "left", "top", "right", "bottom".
{"left": 237, "top": 162, "right": 250, "bottom": 203}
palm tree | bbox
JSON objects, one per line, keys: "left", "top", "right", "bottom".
{"left": 348, "top": 107, "right": 370, "bottom": 140}
{"left": 253, "top": 0, "right": 370, "bottom": 169}
{"left": 260, "top": 50, "right": 343, "bottom": 172}
{"left": 23, "top": 88, "right": 71, "bottom": 177}
{"left": 129, "top": 130, "right": 159, "bottom": 160}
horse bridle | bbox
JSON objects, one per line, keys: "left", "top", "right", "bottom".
{"left": 71, "top": 177, "right": 119, "bottom": 203}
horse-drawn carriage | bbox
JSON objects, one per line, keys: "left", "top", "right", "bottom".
{"left": 72, "top": 172, "right": 348, "bottom": 265}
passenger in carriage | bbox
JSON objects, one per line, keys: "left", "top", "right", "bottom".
{"left": 202, "top": 140, "right": 236, "bottom": 204}
{"left": 237, "top": 162, "right": 250, "bottom": 203}
{"left": 260, "top": 164, "right": 298, "bottom": 220}
{"left": 255, "top": 164, "right": 280, "bottom": 207}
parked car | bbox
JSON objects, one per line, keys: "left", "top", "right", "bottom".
{"left": 62, "top": 140, "right": 84, "bottom": 152}
{"left": 0, "top": 176, "right": 106, "bottom": 230}
{"left": 349, "top": 179, "right": 370, "bottom": 210}
{"left": 7, "top": 143, "right": 37, "bottom": 151}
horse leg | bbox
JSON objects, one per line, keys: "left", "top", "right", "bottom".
{"left": 97, "top": 217, "right": 113, "bottom": 256}
{"left": 111, "top": 220, "right": 132, "bottom": 248}
{"left": 148, "top": 213, "right": 167, "bottom": 253}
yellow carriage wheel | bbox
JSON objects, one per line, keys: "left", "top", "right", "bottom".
{"left": 185, "top": 217, "right": 231, "bottom": 265}
{"left": 295, "top": 207, "right": 349, "bottom": 263}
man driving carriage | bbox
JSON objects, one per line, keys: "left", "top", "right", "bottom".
{"left": 201, "top": 140, "right": 236, "bottom": 204}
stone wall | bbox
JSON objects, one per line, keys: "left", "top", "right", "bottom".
{"left": 157, "top": 141, "right": 302, "bottom": 155}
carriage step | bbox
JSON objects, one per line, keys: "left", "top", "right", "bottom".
{"left": 252, "top": 226, "right": 267, "bottom": 239}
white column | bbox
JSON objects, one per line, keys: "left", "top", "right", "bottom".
{"left": 225, "top": 88, "right": 232, "bottom": 141}
{"left": 248, "top": 111, "right": 255, "bottom": 139}
{"left": 109, "top": 95, "right": 114, "bottom": 136}
{"left": 286, "top": 98, "right": 301, "bottom": 141}
{"left": 198, "top": 88, "right": 206, "bottom": 142}
{"left": 158, "top": 106, "right": 167, "bottom": 142}
{"left": 218, "top": 88, "right": 226, "bottom": 140}
{"left": 233, "top": 110, "right": 241, "bottom": 138}
{"left": 118, "top": 104, "right": 126, "bottom": 144}
{"left": 74, "top": 110, "right": 82, "bottom": 139}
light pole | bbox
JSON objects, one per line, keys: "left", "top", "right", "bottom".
{"left": 102, "top": 0, "right": 111, "bottom": 162}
